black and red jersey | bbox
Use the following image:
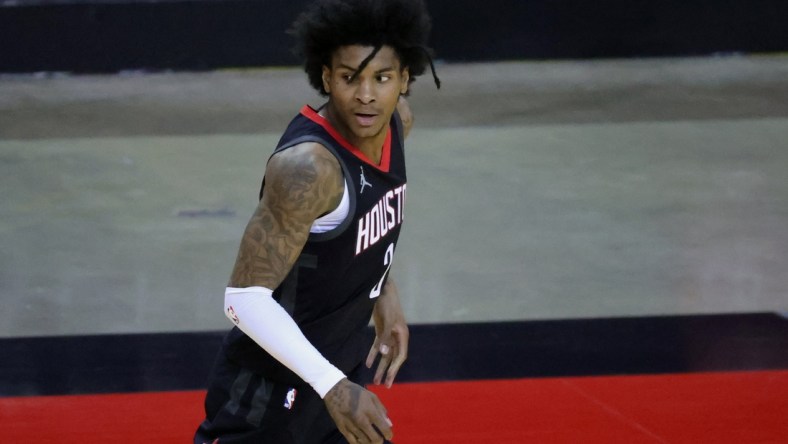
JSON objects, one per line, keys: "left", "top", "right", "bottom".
{"left": 222, "top": 105, "right": 407, "bottom": 385}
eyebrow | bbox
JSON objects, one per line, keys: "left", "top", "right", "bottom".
{"left": 337, "top": 64, "right": 396, "bottom": 74}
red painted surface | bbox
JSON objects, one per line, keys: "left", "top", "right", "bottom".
{"left": 371, "top": 371, "right": 788, "bottom": 443}
{"left": 2, "top": 370, "right": 786, "bottom": 443}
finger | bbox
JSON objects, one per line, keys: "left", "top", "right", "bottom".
{"left": 355, "top": 398, "right": 391, "bottom": 444}
{"left": 365, "top": 338, "right": 381, "bottom": 368}
{"left": 384, "top": 356, "right": 404, "bottom": 388}
{"left": 370, "top": 396, "right": 394, "bottom": 440}
{"left": 371, "top": 423, "right": 393, "bottom": 442}
{"left": 342, "top": 425, "right": 363, "bottom": 444}
{"left": 341, "top": 431, "right": 358, "bottom": 444}
{"left": 347, "top": 420, "right": 376, "bottom": 444}
{"left": 358, "top": 420, "right": 386, "bottom": 444}
{"left": 373, "top": 352, "right": 393, "bottom": 385}
{"left": 384, "top": 330, "right": 409, "bottom": 387}
{"left": 384, "top": 342, "right": 405, "bottom": 387}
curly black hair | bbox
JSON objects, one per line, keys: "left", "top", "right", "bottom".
{"left": 289, "top": 0, "right": 440, "bottom": 96}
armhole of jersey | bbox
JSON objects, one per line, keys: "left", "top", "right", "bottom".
{"left": 310, "top": 178, "right": 349, "bottom": 234}
{"left": 268, "top": 135, "right": 357, "bottom": 242}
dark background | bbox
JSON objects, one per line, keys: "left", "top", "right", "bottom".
{"left": 2, "top": 0, "right": 788, "bottom": 73}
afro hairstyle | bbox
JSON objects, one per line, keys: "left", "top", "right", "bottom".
{"left": 289, "top": 0, "right": 440, "bottom": 96}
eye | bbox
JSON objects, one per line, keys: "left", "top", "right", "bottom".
{"left": 377, "top": 74, "right": 391, "bottom": 82}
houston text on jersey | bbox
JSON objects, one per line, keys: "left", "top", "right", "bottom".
{"left": 355, "top": 184, "right": 406, "bottom": 255}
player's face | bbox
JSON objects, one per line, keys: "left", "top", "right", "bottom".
{"left": 322, "top": 45, "right": 409, "bottom": 149}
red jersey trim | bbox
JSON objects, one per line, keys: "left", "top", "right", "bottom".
{"left": 300, "top": 105, "right": 392, "bottom": 172}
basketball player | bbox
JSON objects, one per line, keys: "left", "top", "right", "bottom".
{"left": 194, "top": 0, "right": 440, "bottom": 442}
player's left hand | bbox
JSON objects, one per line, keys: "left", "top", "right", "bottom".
{"left": 367, "top": 278, "right": 409, "bottom": 388}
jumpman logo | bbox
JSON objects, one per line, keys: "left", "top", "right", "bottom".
{"left": 359, "top": 166, "right": 372, "bottom": 194}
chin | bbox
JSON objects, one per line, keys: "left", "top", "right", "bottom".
{"left": 353, "top": 124, "right": 385, "bottom": 140}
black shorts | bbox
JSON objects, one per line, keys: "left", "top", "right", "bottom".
{"left": 195, "top": 353, "right": 369, "bottom": 444}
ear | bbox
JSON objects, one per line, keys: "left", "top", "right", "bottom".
{"left": 400, "top": 67, "right": 410, "bottom": 95}
{"left": 321, "top": 65, "right": 331, "bottom": 93}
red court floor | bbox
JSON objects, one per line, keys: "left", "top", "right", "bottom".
{"left": 2, "top": 370, "right": 785, "bottom": 443}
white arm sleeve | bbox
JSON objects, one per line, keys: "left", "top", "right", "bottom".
{"left": 224, "top": 286, "right": 346, "bottom": 398}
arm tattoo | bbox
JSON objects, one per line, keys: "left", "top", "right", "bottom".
{"left": 229, "top": 145, "right": 342, "bottom": 289}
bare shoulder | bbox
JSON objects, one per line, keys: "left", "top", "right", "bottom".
{"left": 228, "top": 142, "right": 343, "bottom": 288}
{"left": 397, "top": 96, "right": 413, "bottom": 139}
{"left": 264, "top": 142, "right": 343, "bottom": 216}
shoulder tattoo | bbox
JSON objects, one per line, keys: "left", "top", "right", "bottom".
{"left": 229, "top": 145, "right": 342, "bottom": 288}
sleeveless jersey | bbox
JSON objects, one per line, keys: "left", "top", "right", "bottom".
{"left": 222, "top": 105, "right": 407, "bottom": 385}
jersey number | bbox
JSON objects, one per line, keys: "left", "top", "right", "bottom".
{"left": 369, "top": 243, "right": 395, "bottom": 299}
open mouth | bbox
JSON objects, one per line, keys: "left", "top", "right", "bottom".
{"left": 355, "top": 113, "right": 377, "bottom": 126}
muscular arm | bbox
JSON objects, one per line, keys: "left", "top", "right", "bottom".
{"left": 229, "top": 143, "right": 343, "bottom": 288}
{"left": 224, "top": 142, "right": 348, "bottom": 396}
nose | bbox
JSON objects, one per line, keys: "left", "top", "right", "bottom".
{"left": 355, "top": 78, "right": 375, "bottom": 105}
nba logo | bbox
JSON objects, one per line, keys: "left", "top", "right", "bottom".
{"left": 284, "top": 388, "right": 297, "bottom": 410}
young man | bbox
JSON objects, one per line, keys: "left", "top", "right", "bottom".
{"left": 194, "top": 0, "right": 440, "bottom": 442}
